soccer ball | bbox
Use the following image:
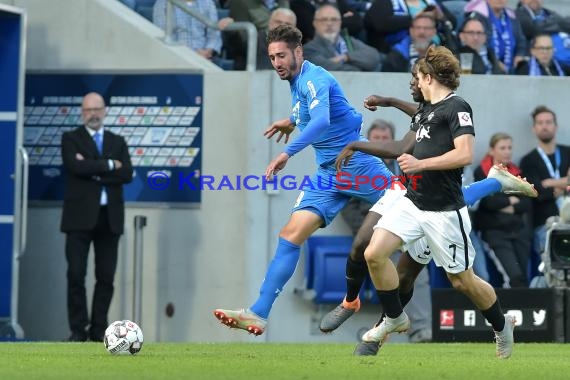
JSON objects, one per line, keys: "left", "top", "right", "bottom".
{"left": 104, "top": 320, "right": 144, "bottom": 355}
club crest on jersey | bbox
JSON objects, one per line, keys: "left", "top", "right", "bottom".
{"left": 458, "top": 112, "right": 473, "bottom": 126}
{"left": 416, "top": 125, "right": 431, "bottom": 142}
{"left": 427, "top": 112, "right": 435, "bottom": 121}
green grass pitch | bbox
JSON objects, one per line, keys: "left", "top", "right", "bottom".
{"left": 0, "top": 342, "right": 569, "bottom": 379}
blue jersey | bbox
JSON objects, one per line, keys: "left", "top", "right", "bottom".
{"left": 284, "top": 61, "right": 364, "bottom": 167}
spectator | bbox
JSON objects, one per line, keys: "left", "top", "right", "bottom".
{"left": 367, "top": 119, "right": 402, "bottom": 175}
{"left": 516, "top": 0, "right": 570, "bottom": 67}
{"left": 382, "top": 14, "right": 437, "bottom": 72}
{"left": 458, "top": 16, "right": 505, "bottom": 74}
{"left": 464, "top": 0, "right": 528, "bottom": 73}
{"left": 61, "top": 92, "right": 133, "bottom": 342}
{"left": 515, "top": 33, "right": 570, "bottom": 76}
{"left": 440, "top": 0, "right": 469, "bottom": 30}
{"left": 303, "top": 4, "right": 382, "bottom": 71}
{"left": 474, "top": 133, "right": 532, "bottom": 288}
{"left": 153, "top": 0, "right": 233, "bottom": 69}
{"left": 520, "top": 106, "right": 570, "bottom": 258}
{"left": 257, "top": 8, "right": 298, "bottom": 70}
{"left": 516, "top": 0, "right": 570, "bottom": 40}
{"left": 290, "top": 0, "right": 364, "bottom": 44}
{"left": 230, "top": 0, "right": 290, "bottom": 30}
{"left": 226, "top": 0, "right": 290, "bottom": 70}
{"left": 364, "top": 0, "right": 457, "bottom": 53}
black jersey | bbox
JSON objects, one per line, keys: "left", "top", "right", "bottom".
{"left": 409, "top": 102, "right": 428, "bottom": 134}
{"left": 405, "top": 93, "right": 475, "bottom": 211}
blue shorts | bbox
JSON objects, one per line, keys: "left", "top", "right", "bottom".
{"left": 291, "top": 152, "right": 394, "bottom": 226}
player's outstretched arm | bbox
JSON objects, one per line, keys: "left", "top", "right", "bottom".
{"left": 335, "top": 131, "right": 416, "bottom": 171}
{"left": 364, "top": 95, "right": 417, "bottom": 117}
{"left": 264, "top": 118, "right": 296, "bottom": 144}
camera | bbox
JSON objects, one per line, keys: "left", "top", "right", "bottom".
{"left": 540, "top": 198, "right": 570, "bottom": 287}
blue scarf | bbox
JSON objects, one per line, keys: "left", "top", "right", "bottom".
{"left": 479, "top": 48, "right": 492, "bottom": 74}
{"left": 488, "top": 5, "right": 515, "bottom": 70}
{"left": 529, "top": 57, "right": 565, "bottom": 76}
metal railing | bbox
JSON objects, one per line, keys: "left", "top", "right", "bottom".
{"left": 165, "top": 0, "right": 258, "bottom": 71}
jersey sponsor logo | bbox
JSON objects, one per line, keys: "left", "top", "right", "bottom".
{"left": 307, "top": 80, "right": 317, "bottom": 99}
{"left": 415, "top": 125, "right": 431, "bottom": 142}
{"left": 457, "top": 112, "right": 472, "bottom": 126}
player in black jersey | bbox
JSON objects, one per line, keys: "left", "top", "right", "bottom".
{"left": 356, "top": 46, "right": 516, "bottom": 359}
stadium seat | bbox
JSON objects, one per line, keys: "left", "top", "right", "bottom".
{"left": 304, "top": 236, "right": 366, "bottom": 303}
{"left": 428, "top": 261, "right": 452, "bottom": 288}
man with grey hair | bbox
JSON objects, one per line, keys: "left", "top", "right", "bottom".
{"left": 367, "top": 120, "right": 401, "bottom": 176}
{"left": 303, "top": 4, "right": 382, "bottom": 71}
{"left": 257, "top": 8, "right": 298, "bottom": 69}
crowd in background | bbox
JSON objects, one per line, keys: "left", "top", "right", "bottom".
{"left": 121, "top": 0, "right": 570, "bottom": 75}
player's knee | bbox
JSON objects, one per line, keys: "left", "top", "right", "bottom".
{"left": 448, "top": 275, "right": 467, "bottom": 292}
{"left": 279, "top": 224, "right": 305, "bottom": 244}
{"left": 364, "top": 246, "right": 386, "bottom": 267}
{"left": 350, "top": 235, "right": 369, "bottom": 261}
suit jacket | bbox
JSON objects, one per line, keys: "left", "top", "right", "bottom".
{"left": 303, "top": 34, "right": 381, "bottom": 72}
{"left": 60, "top": 126, "right": 133, "bottom": 234}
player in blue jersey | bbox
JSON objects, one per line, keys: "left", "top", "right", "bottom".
{"left": 213, "top": 24, "right": 396, "bottom": 336}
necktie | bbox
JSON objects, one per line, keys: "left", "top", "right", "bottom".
{"left": 94, "top": 131, "right": 103, "bottom": 155}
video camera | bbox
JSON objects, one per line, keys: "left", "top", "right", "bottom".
{"left": 540, "top": 198, "right": 570, "bottom": 287}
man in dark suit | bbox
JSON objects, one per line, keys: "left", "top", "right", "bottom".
{"left": 303, "top": 4, "right": 381, "bottom": 71}
{"left": 61, "top": 92, "right": 133, "bottom": 342}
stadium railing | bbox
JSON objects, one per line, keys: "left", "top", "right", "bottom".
{"left": 164, "top": 0, "right": 258, "bottom": 71}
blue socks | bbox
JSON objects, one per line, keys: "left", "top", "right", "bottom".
{"left": 250, "top": 237, "right": 300, "bottom": 319}
{"left": 462, "top": 178, "right": 501, "bottom": 207}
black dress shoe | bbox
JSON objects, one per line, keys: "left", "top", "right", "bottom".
{"left": 89, "top": 327, "right": 105, "bottom": 342}
{"left": 89, "top": 333, "right": 104, "bottom": 342}
{"left": 67, "top": 331, "right": 88, "bottom": 342}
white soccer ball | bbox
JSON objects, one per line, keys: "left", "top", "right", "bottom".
{"left": 104, "top": 320, "right": 144, "bottom": 355}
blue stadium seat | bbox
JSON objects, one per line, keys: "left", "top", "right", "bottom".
{"left": 428, "top": 261, "right": 452, "bottom": 288}
{"left": 305, "top": 236, "right": 366, "bottom": 303}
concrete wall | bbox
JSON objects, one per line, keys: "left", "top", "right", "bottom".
{"left": 6, "top": 0, "right": 570, "bottom": 343}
